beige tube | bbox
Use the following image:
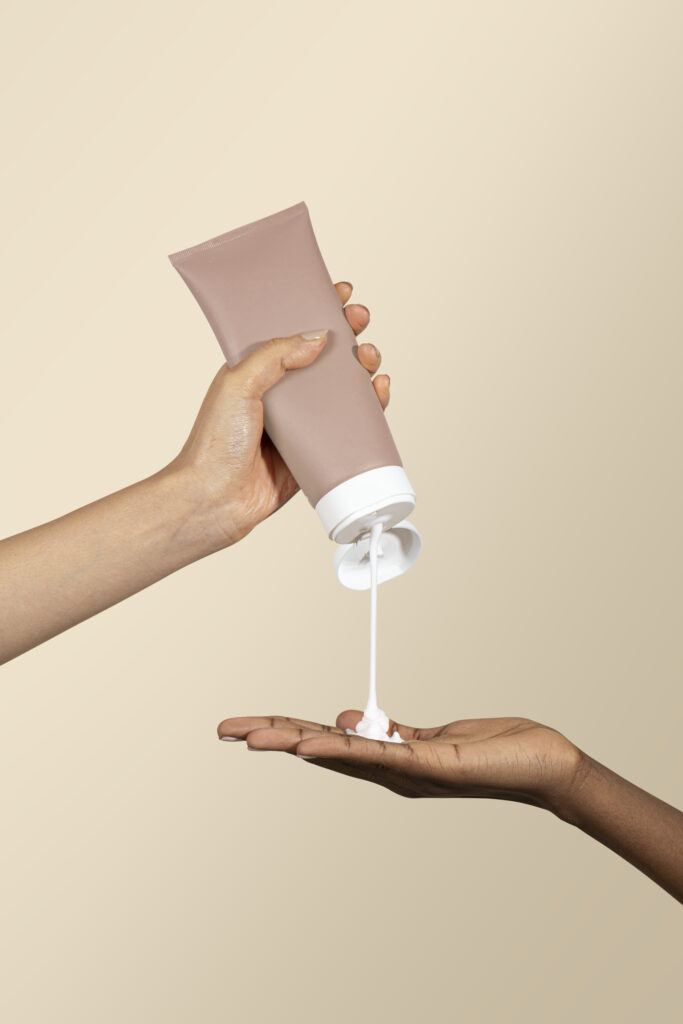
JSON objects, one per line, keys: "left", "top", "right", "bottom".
{"left": 169, "top": 202, "right": 420, "bottom": 577}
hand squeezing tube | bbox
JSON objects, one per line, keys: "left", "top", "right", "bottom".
{"left": 169, "top": 201, "right": 421, "bottom": 586}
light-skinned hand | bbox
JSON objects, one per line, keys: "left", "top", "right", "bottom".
{"left": 168, "top": 281, "right": 388, "bottom": 548}
{"left": 0, "top": 280, "right": 386, "bottom": 664}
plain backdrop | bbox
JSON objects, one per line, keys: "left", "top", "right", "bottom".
{"left": 0, "top": 2, "right": 681, "bottom": 1022}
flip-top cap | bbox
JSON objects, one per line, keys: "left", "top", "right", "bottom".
{"left": 333, "top": 520, "right": 422, "bottom": 590}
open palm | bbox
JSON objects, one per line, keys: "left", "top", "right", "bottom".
{"left": 217, "top": 711, "right": 584, "bottom": 812}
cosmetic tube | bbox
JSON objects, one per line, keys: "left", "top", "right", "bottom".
{"left": 169, "top": 201, "right": 421, "bottom": 586}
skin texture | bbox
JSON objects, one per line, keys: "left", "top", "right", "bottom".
{"left": 217, "top": 710, "right": 683, "bottom": 903}
{"left": 0, "top": 282, "right": 386, "bottom": 665}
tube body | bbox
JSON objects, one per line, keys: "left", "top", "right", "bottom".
{"left": 169, "top": 201, "right": 413, "bottom": 542}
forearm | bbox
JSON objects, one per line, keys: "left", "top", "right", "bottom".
{"left": 554, "top": 754, "right": 683, "bottom": 903}
{"left": 0, "top": 465, "right": 226, "bottom": 664}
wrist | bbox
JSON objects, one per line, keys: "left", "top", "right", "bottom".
{"left": 544, "top": 744, "right": 597, "bottom": 825}
{"left": 155, "top": 460, "right": 240, "bottom": 557}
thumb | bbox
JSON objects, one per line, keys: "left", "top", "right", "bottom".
{"left": 230, "top": 329, "right": 328, "bottom": 400}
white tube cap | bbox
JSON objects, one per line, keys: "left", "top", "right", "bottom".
{"left": 314, "top": 466, "right": 416, "bottom": 544}
{"left": 315, "top": 467, "right": 422, "bottom": 588}
{"left": 333, "top": 520, "right": 422, "bottom": 590}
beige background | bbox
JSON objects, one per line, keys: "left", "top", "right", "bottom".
{"left": 1, "top": 1, "right": 681, "bottom": 1021}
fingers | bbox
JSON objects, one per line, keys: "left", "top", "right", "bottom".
{"left": 358, "top": 345, "right": 391, "bottom": 410}
{"left": 242, "top": 727, "right": 326, "bottom": 752}
{"left": 217, "top": 715, "right": 341, "bottom": 741}
{"left": 334, "top": 281, "right": 353, "bottom": 304}
{"left": 333, "top": 280, "right": 390, "bottom": 410}
{"left": 335, "top": 279, "right": 370, "bottom": 337}
{"left": 217, "top": 710, "right": 449, "bottom": 798}
{"left": 295, "top": 732, "right": 418, "bottom": 770}
{"left": 334, "top": 280, "right": 370, "bottom": 337}
{"left": 335, "top": 709, "right": 364, "bottom": 733}
{"left": 356, "top": 345, "right": 390, "bottom": 411}
{"left": 239, "top": 716, "right": 423, "bottom": 795}
{"left": 373, "top": 374, "right": 390, "bottom": 410}
{"left": 344, "top": 303, "right": 371, "bottom": 336}
{"left": 357, "top": 342, "right": 381, "bottom": 374}
{"left": 229, "top": 331, "right": 328, "bottom": 400}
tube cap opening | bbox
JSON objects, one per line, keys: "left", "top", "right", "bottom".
{"left": 333, "top": 520, "right": 422, "bottom": 590}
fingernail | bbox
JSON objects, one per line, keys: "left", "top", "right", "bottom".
{"left": 298, "top": 754, "right": 317, "bottom": 760}
{"left": 220, "top": 735, "right": 242, "bottom": 741}
{"left": 300, "top": 329, "right": 328, "bottom": 341}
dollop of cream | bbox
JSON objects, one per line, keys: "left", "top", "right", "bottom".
{"left": 346, "top": 706, "right": 403, "bottom": 743}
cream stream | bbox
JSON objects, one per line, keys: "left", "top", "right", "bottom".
{"left": 346, "top": 522, "right": 402, "bottom": 743}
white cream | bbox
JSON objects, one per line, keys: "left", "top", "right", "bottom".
{"left": 346, "top": 522, "right": 402, "bottom": 744}
{"left": 351, "top": 705, "right": 402, "bottom": 743}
